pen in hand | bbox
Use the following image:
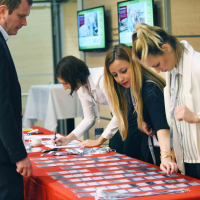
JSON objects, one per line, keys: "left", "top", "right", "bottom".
{"left": 54, "top": 131, "right": 57, "bottom": 146}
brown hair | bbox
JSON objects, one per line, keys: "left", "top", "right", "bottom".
{"left": 0, "top": 0, "right": 32, "bottom": 14}
{"left": 55, "top": 56, "right": 90, "bottom": 95}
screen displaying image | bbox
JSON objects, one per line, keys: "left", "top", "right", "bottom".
{"left": 77, "top": 6, "right": 106, "bottom": 51}
{"left": 118, "top": 0, "right": 154, "bottom": 47}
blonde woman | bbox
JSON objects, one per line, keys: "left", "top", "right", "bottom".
{"left": 52, "top": 55, "right": 145, "bottom": 161}
{"left": 132, "top": 23, "right": 200, "bottom": 179}
{"left": 104, "top": 44, "right": 178, "bottom": 174}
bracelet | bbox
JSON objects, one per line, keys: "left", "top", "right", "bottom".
{"left": 160, "top": 150, "right": 172, "bottom": 160}
{"left": 160, "top": 154, "right": 172, "bottom": 160}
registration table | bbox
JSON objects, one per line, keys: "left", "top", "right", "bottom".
{"left": 24, "top": 126, "right": 200, "bottom": 200}
{"left": 23, "top": 84, "right": 83, "bottom": 131}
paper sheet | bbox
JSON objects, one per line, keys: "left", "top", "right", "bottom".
{"left": 24, "top": 134, "right": 62, "bottom": 140}
{"left": 42, "top": 139, "right": 80, "bottom": 148}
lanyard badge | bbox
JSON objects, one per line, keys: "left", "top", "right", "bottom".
{"left": 170, "top": 67, "right": 180, "bottom": 150}
{"left": 130, "top": 87, "right": 157, "bottom": 166}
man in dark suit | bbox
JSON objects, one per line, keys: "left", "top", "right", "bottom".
{"left": 0, "top": 0, "right": 33, "bottom": 199}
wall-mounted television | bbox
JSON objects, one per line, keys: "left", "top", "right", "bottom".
{"left": 77, "top": 6, "right": 106, "bottom": 52}
{"left": 118, "top": 0, "right": 154, "bottom": 47}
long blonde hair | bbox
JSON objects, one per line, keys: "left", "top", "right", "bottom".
{"left": 104, "top": 44, "right": 165, "bottom": 140}
{"left": 132, "top": 23, "right": 186, "bottom": 65}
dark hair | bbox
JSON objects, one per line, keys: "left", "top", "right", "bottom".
{"left": 55, "top": 56, "right": 90, "bottom": 95}
{"left": 0, "top": 0, "right": 33, "bottom": 14}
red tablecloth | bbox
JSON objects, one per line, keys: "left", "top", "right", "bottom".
{"left": 24, "top": 126, "right": 200, "bottom": 200}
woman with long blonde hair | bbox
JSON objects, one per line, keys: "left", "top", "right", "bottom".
{"left": 104, "top": 43, "right": 178, "bottom": 174}
{"left": 52, "top": 55, "right": 145, "bottom": 161}
{"left": 132, "top": 23, "right": 200, "bottom": 179}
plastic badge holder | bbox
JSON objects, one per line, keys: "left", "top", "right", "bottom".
{"left": 94, "top": 127, "right": 104, "bottom": 140}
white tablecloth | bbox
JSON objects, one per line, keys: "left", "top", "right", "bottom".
{"left": 23, "top": 84, "right": 83, "bottom": 131}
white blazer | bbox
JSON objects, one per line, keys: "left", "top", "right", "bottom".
{"left": 164, "top": 40, "right": 200, "bottom": 174}
{"left": 73, "top": 67, "right": 118, "bottom": 139}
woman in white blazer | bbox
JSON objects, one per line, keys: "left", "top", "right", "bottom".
{"left": 132, "top": 23, "right": 200, "bottom": 179}
{"left": 52, "top": 55, "right": 146, "bottom": 161}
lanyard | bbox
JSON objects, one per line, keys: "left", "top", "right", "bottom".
{"left": 87, "top": 78, "right": 100, "bottom": 123}
{"left": 130, "top": 87, "right": 156, "bottom": 165}
{"left": 170, "top": 63, "right": 181, "bottom": 150}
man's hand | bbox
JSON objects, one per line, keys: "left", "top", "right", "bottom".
{"left": 174, "top": 105, "right": 200, "bottom": 123}
{"left": 16, "top": 156, "right": 33, "bottom": 177}
{"left": 142, "top": 121, "right": 155, "bottom": 136}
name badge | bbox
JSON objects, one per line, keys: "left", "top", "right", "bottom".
{"left": 94, "top": 128, "right": 104, "bottom": 140}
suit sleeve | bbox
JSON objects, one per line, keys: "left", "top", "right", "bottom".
{"left": 0, "top": 44, "right": 27, "bottom": 163}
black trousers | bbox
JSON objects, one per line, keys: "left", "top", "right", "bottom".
{"left": 0, "top": 163, "right": 24, "bottom": 200}
{"left": 185, "top": 163, "right": 200, "bottom": 179}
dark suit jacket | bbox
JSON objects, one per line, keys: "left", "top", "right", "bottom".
{"left": 0, "top": 31, "right": 27, "bottom": 164}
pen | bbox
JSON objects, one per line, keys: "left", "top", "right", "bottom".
{"left": 28, "top": 129, "right": 39, "bottom": 134}
{"left": 31, "top": 132, "right": 44, "bottom": 135}
{"left": 54, "top": 131, "right": 57, "bottom": 146}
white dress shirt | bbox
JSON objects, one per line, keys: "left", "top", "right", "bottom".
{"left": 173, "top": 64, "right": 200, "bottom": 163}
{"left": 72, "top": 67, "right": 118, "bottom": 140}
{"left": 0, "top": 25, "right": 9, "bottom": 41}
{"left": 164, "top": 40, "right": 200, "bottom": 173}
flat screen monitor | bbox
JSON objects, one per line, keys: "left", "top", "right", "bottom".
{"left": 77, "top": 6, "right": 106, "bottom": 52}
{"left": 118, "top": 0, "right": 154, "bottom": 47}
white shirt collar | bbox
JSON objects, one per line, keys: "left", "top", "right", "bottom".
{"left": 81, "top": 74, "right": 95, "bottom": 94}
{"left": 87, "top": 74, "right": 95, "bottom": 91}
{"left": 177, "top": 62, "right": 183, "bottom": 75}
{"left": 0, "top": 25, "right": 9, "bottom": 41}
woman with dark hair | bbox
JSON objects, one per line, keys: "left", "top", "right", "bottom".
{"left": 52, "top": 55, "right": 145, "bottom": 161}
{"left": 132, "top": 23, "right": 200, "bottom": 179}
{"left": 104, "top": 43, "right": 178, "bottom": 174}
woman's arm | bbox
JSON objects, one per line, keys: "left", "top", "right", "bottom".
{"left": 143, "top": 82, "right": 178, "bottom": 174}
{"left": 174, "top": 105, "right": 200, "bottom": 123}
{"left": 77, "top": 135, "right": 107, "bottom": 147}
{"left": 52, "top": 132, "right": 78, "bottom": 146}
{"left": 52, "top": 92, "right": 96, "bottom": 146}
{"left": 157, "top": 129, "right": 178, "bottom": 174}
{"left": 78, "top": 76, "right": 119, "bottom": 147}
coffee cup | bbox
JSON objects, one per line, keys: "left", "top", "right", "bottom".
{"left": 31, "top": 138, "right": 42, "bottom": 147}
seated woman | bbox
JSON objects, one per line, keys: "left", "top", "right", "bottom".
{"left": 104, "top": 43, "right": 178, "bottom": 174}
{"left": 132, "top": 23, "right": 200, "bottom": 179}
{"left": 52, "top": 55, "right": 146, "bottom": 161}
